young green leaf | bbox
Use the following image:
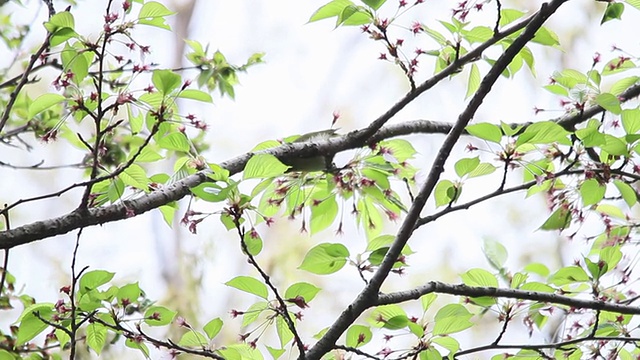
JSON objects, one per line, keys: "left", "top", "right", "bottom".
{"left": 152, "top": 69, "right": 182, "bottom": 95}
{"left": 144, "top": 305, "right": 177, "bottom": 326}
{"left": 299, "top": 243, "right": 349, "bottom": 274}
{"left": 454, "top": 157, "right": 480, "bottom": 177}
{"left": 539, "top": 207, "right": 571, "bottom": 231}
{"left": 87, "top": 322, "right": 107, "bottom": 355}
{"left": 178, "top": 331, "right": 208, "bottom": 347}
{"left": 346, "top": 325, "right": 372, "bottom": 348}
{"left": 466, "top": 123, "right": 502, "bottom": 143}
{"left": 595, "top": 92, "right": 622, "bottom": 114}
{"left": 432, "top": 304, "right": 474, "bottom": 335}
{"left": 579, "top": 179, "right": 605, "bottom": 206}
{"left": 460, "top": 268, "right": 498, "bottom": 287}
{"left": 284, "top": 282, "right": 321, "bottom": 303}
{"left": 225, "top": 276, "right": 269, "bottom": 299}
{"left": 28, "top": 94, "right": 65, "bottom": 119}
{"left": 243, "top": 154, "right": 289, "bottom": 179}
{"left": 310, "top": 196, "right": 338, "bottom": 234}
{"left": 79, "top": 270, "right": 115, "bottom": 293}
{"left": 466, "top": 64, "right": 480, "bottom": 98}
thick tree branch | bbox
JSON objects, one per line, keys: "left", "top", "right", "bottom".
{"left": 0, "top": 121, "right": 437, "bottom": 248}
{"left": 377, "top": 281, "right": 640, "bottom": 315}
{"left": 305, "top": 2, "right": 568, "bottom": 360}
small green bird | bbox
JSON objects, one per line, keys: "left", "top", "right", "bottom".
{"left": 283, "top": 129, "right": 339, "bottom": 173}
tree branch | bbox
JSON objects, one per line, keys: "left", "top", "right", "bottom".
{"left": 305, "top": 2, "right": 568, "bottom": 359}
{"left": 377, "top": 281, "right": 640, "bottom": 315}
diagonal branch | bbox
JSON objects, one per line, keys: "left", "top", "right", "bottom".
{"left": 304, "top": 2, "right": 568, "bottom": 360}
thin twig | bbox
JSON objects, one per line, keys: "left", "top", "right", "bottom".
{"left": 230, "top": 216, "right": 306, "bottom": 357}
{"left": 454, "top": 336, "right": 640, "bottom": 358}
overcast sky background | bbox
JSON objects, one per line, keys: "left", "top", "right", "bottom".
{"left": 2, "top": 0, "right": 640, "bottom": 358}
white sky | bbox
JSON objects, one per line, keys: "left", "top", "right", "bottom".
{"left": 2, "top": 0, "right": 640, "bottom": 358}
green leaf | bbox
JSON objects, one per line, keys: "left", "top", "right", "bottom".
{"left": 202, "top": 318, "right": 223, "bottom": 340}
{"left": 613, "top": 180, "right": 636, "bottom": 207}
{"left": 310, "top": 196, "right": 338, "bottom": 234}
{"left": 482, "top": 238, "right": 507, "bottom": 269}
{"left": 421, "top": 293, "right": 437, "bottom": 312}
{"left": 610, "top": 76, "right": 639, "bottom": 95}
{"left": 596, "top": 204, "right": 626, "bottom": 219}
{"left": 600, "top": 246, "right": 622, "bottom": 270}
{"left": 595, "top": 93, "right": 622, "bottom": 114}
{"left": 622, "top": 109, "right": 640, "bottom": 135}
{"left": 601, "top": 2, "right": 624, "bottom": 24}
{"left": 152, "top": 69, "right": 182, "bottom": 95}
{"left": 178, "top": 89, "right": 213, "bottom": 103}
{"left": 532, "top": 26, "right": 560, "bottom": 46}
{"left": 432, "top": 304, "right": 473, "bottom": 335}
{"left": 510, "top": 272, "right": 528, "bottom": 288}
{"left": 226, "top": 276, "right": 269, "bottom": 299}
{"left": 600, "top": 134, "right": 628, "bottom": 156}
{"left": 120, "top": 164, "right": 150, "bottom": 190}
{"left": 157, "top": 132, "right": 190, "bottom": 152}
{"left": 125, "top": 338, "right": 150, "bottom": 358}
{"left": 117, "top": 282, "right": 141, "bottom": 304}
{"left": 309, "top": 0, "right": 354, "bottom": 22}
{"left": 523, "top": 263, "right": 550, "bottom": 277}
{"left": 178, "top": 331, "right": 208, "bottom": 347}
{"left": 138, "top": 1, "right": 175, "bottom": 30}
{"left": 434, "top": 180, "right": 459, "bottom": 207}
{"left": 549, "top": 266, "right": 590, "bottom": 285}
{"left": 466, "top": 64, "right": 480, "bottom": 98}
{"left": 144, "top": 305, "right": 177, "bottom": 326}
{"left": 242, "top": 301, "right": 268, "bottom": 327}
{"left": 266, "top": 346, "right": 286, "bottom": 360}
{"left": 361, "top": 0, "right": 385, "bottom": 10}
{"left": 79, "top": 270, "right": 115, "bottom": 293}
{"left": 432, "top": 336, "right": 460, "bottom": 356}
{"left": 284, "top": 282, "right": 321, "bottom": 303}
{"left": 461, "top": 26, "right": 492, "bottom": 43}
{"left": 467, "top": 163, "right": 496, "bottom": 178}
{"left": 43, "top": 11, "right": 75, "bottom": 33}
{"left": 539, "top": 207, "right": 571, "bottom": 231}
{"left": 28, "top": 94, "right": 65, "bottom": 119}
{"left": 17, "top": 303, "right": 54, "bottom": 345}
{"left": 516, "top": 121, "right": 570, "bottom": 146}
{"left": 191, "top": 182, "right": 227, "bottom": 202}
{"left": 454, "top": 157, "right": 480, "bottom": 177}
{"left": 380, "top": 139, "right": 417, "bottom": 162}
{"left": 370, "top": 305, "right": 408, "bottom": 329}
{"left": 61, "top": 43, "right": 90, "bottom": 84}
{"left": 466, "top": 123, "right": 502, "bottom": 143}
{"left": 531, "top": 26, "right": 560, "bottom": 46}
{"left": 346, "top": 325, "right": 372, "bottom": 348}
{"left": 244, "top": 154, "right": 289, "bottom": 179}
{"left": 276, "top": 316, "right": 294, "bottom": 347}
{"left": 553, "top": 69, "right": 587, "bottom": 88}
{"left": 239, "top": 229, "right": 261, "bottom": 256}
{"left": 519, "top": 281, "right": 555, "bottom": 293}
{"left": 579, "top": 178, "right": 605, "bottom": 206}
{"left": 87, "top": 322, "right": 107, "bottom": 355}
{"left": 337, "top": 5, "right": 372, "bottom": 26}
{"left": 544, "top": 84, "right": 569, "bottom": 96}
{"left": 626, "top": 0, "right": 640, "bottom": 10}
{"left": 460, "top": 268, "right": 498, "bottom": 287}
{"left": 499, "top": 9, "right": 525, "bottom": 26}
{"left": 159, "top": 203, "right": 177, "bottom": 227}
{"left": 299, "top": 243, "right": 349, "bottom": 275}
